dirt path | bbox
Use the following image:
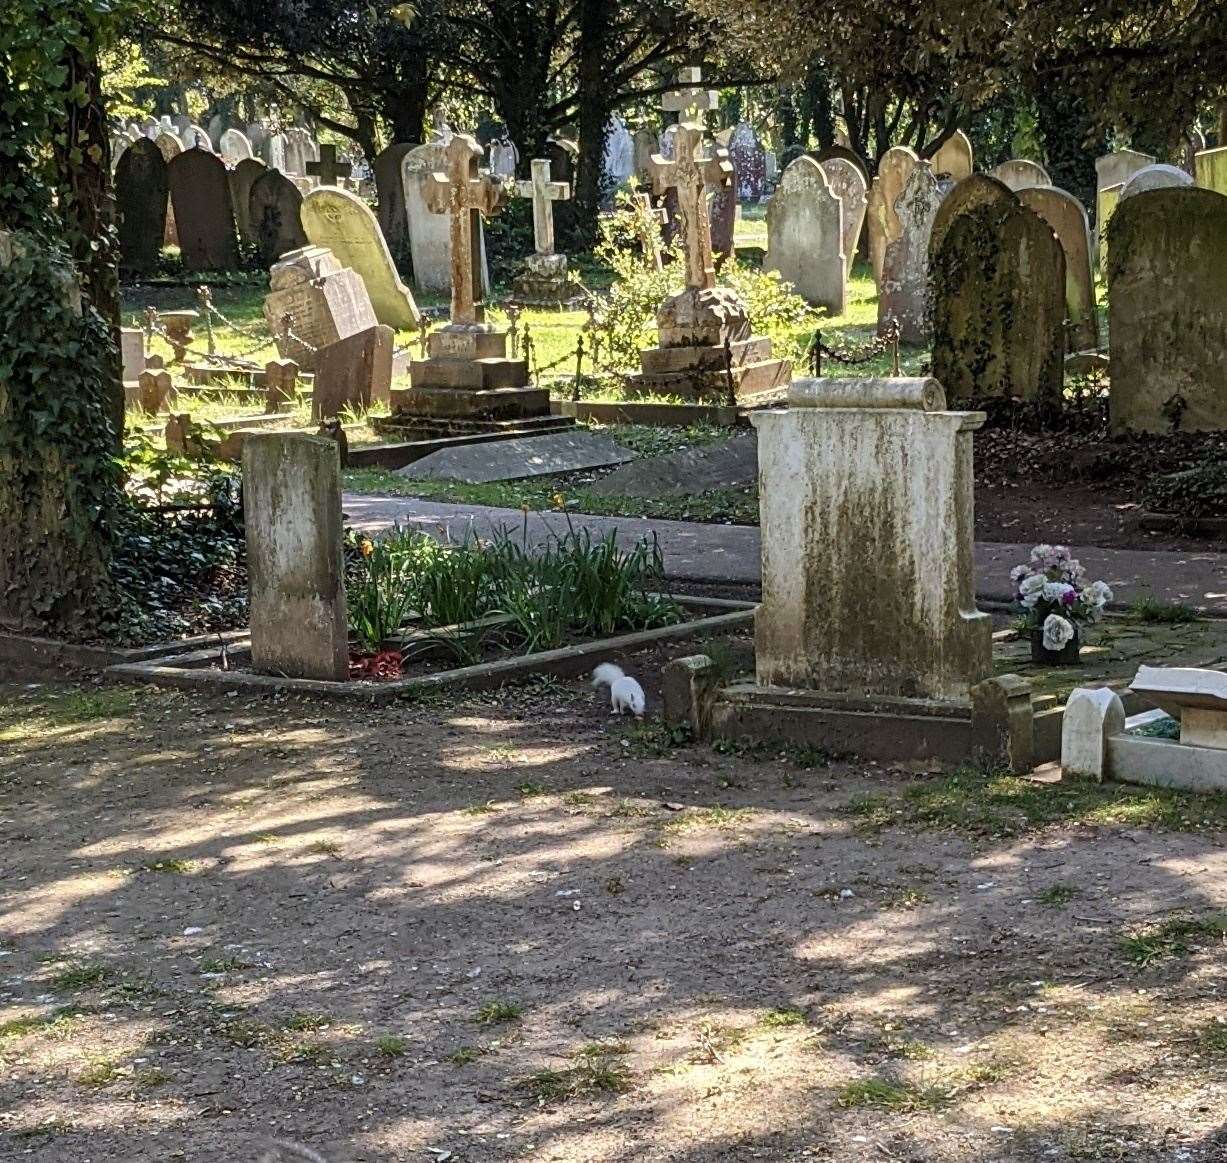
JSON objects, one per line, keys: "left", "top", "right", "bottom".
{"left": 1, "top": 672, "right": 1224, "bottom": 1163}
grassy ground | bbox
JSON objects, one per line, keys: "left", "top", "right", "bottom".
{"left": 1, "top": 674, "right": 1224, "bottom": 1162}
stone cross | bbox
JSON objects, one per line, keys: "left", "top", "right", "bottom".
{"left": 648, "top": 68, "right": 732, "bottom": 290}
{"left": 515, "top": 158, "right": 569, "bottom": 255}
{"left": 307, "top": 144, "right": 352, "bottom": 187}
{"left": 424, "top": 133, "right": 506, "bottom": 325}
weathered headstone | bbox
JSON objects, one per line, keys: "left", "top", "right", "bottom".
{"left": 1108, "top": 187, "right": 1227, "bottom": 433}
{"left": 709, "top": 176, "right": 736, "bottom": 266}
{"left": 312, "top": 324, "right": 395, "bottom": 421}
{"left": 243, "top": 433, "right": 348, "bottom": 682}
{"left": 991, "top": 159, "right": 1052, "bottom": 192}
{"left": 930, "top": 174, "right": 1015, "bottom": 267}
{"left": 728, "top": 123, "right": 766, "bottom": 200}
{"left": 930, "top": 130, "right": 974, "bottom": 182}
{"left": 546, "top": 136, "right": 579, "bottom": 186}
{"left": 754, "top": 377, "right": 992, "bottom": 699}
{"left": 765, "top": 156, "right": 845, "bottom": 313}
{"left": 246, "top": 122, "right": 268, "bottom": 152}
{"left": 138, "top": 368, "right": 174, "bottom": 414}
{"left": 120, "top": 328, "right": 145, "bottom": 384}
{"left": 488, "top": 135, "right": 520, "bottom": 179}
{"left": 168, "top": 148, "right": 239, "bottom": 271}
{"left": 1017, "top": 185, "right": 1099, "bottom": 351}
{"left": 1095, "top": 182, "right": 1123, "bottom": 268}
{"left": 820, "top": 157, "right": 868, "bottom": 276}
{"left": 930, "top": 177, "right": 1066, "bottom": 403}
{"left": 402, "top": 142, "right": 490, "bottom": 296}
{"left": 115, "top": 138, "right": 168, "bottom": 274}
{"left": 219, "top": 128, "right": 254, "bottom": 166}
{"left": 1120, "top": 163, "right": 1194, "bottom": 201}
{"left": 229, "top": 156, "right": 267, "bottom": 245}
{"left": 1096, "top": 148, "right": 1156, "bottom": 197}
{"left": 263, "top": 245, "right": 379, "bottom": 370}
{"left": 374, "top": 143, "right": 414, "bottom": 257}
{"left": 153, "top": 132, "right": 183, "bottom": 163}
{"left": 603, "top": 115, "right": 635, "bottom": 185}
{"left": 301, "top": 187, "right": 420, "bottom": 331}
{"left": 261, "top": 132, "right": 288, "bottom": 172}
{"left": 249, "top": 169, "right": 309, "bottom": 267}
{"left": 878, "top": 161, "right": 941, "bottom": 342}
{"left": 812, "top": 145, "right": 869, "bottom": 185}
{"left": 283, "top": 127, "right": 319, "bottom": 177}
{"left": 1194, "top": 146, "right": 1227, "bottom": 196}
{"left": 867, "top": 146, "right": 919, "bottom": 287}
{"left": 633, "top": 127, "right": 658, "bottom": 183}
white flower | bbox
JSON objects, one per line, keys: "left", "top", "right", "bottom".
{"left": 1087, "top": 580, "right": 1113, "bottom": 605}
{"left": 1019, "top": 574, "right": 1046, "bottom": 608}
{"left": 1042, "top": 581, "right": 1075, "bottom": 604}
{"left": 1042, "top": 614, "right": 1076, "bottom": 651}
{"left": 1010, "top": 564, "right": 1030, "bottom": 584}
{"left": 1030, "top": 544, "right": 1055, "bottom": 564}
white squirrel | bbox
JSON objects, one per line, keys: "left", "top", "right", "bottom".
{"left": 592, "top": 662, "right": 646, "bottom": 717}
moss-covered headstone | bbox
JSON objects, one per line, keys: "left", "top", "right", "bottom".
{"left": 929, "top": 177, "right": 1066, "bottom": 404}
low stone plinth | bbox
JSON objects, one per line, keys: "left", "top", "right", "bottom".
{"left": 663, "top": 657, "right": 1036, "bottom": 773}
{"left": 625, "top": 350, "right": 791, "bottom": 402}
{"left": 512, "top": 253, "right": 577, "bottom": 305}
{"left": 391, "top": 384, "right": 550, "bottom": 421}
{"left": 406, "top": 357, "right": 532, "bottom": 392}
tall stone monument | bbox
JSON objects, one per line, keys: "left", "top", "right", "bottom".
{"left": 627, "top": 68, "right": 790, "bottom": 402}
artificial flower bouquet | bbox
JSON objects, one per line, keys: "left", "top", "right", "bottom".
{"left": 1011, "top": 544, "right": 1113, "bottom": 664}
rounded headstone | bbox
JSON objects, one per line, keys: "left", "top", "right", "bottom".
{"left": 249, "top": 169, "right": 308, "bottom": 267}
{"left": 1120, "top": 163, "right": 1194, "bottom": 202}
{"left": 115, "top": 138, "right": 169, "bottom": 274}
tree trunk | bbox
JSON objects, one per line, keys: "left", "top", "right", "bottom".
{"left": 571, "top": 0, "right": 613, "bottom": 247}
{"left": 53, "top": 45, "right": 123, "bottom": 445}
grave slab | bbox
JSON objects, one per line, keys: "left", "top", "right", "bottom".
{"left": 591, "top": 433, "right": 757, "bottom": 497}
{"left": 399, "top": 430, "right": 636, "bottom": 484}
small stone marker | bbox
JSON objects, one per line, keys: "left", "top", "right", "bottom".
{"left": 819, "top": 157, "right": 868, "bottom": 276}
{"left": 312, "top": 324, "right": 395, "bottom": 421}
{"left": 1017, "top": 185, "right": 1099, "bottom": 352}
{"left": 244, "top": 433, "right": 348, "bottom": 682}
{"left": 753, "top": 376, "right": 992, "bottom": 699}
{"left": 930, "top": 130, "right": 974, "bottom": 182}
{"left": 1061, "top": 687, "right": 1126, "bottom": 780}
{"left": 766, "top": 156, "right": 845, "bottom": 312}
{"left": 138, "top": 368, "right": 174, "bottom": 414}
{"left": 1130, "top": 666, "right": 1227, "bottom": 749}
{"left": 402, "top": 430, "right": 637, "bottom": 485}
{"left": 121, "top": 328, "right": 145, "bottom": 383}
{"left": 990, "top": 159, "right": 1051, "bottom": 192}
{"left": 301, "top": 186, "right": 421, "bottom": 331}
{"left": 307, "top": 143, "right": 353, "bottom": 188}
{"left": 168, "top": 148, "right": 240, "bottom": 270}
{"left": 115, "top": 138, "right": 168, "bottom": 274}
{"left": 249, "top": 169, "right": 308, "bottom": 267}
{"left": 879, "top": 161, "right": 941, "bottom": 342}
{"left": 263, "top": 244, "right": 380, "bottom": 370}
{"left": 1108, "top": 186, "right": 1227, "bottom": 433}
{"left": 264, "top": 359, "right": 300, "bottom": 411}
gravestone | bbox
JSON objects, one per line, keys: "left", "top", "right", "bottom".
{"left": 243, "top": 433, "right": 348, "bottom": 682}
{"left": 812, "top": 145, "right": 869, "bottom": 185}
{"left": 728, "top": 123, "right": 766, "bottom": 200}
{"left": 172, "top": 113, "right": 193, "bottom": 139}
{"left": 878, "top": 161, "right": 942, "bottom": 342}
{"left": 263, "top": 245, "right": 379, "bottom": 370}
{"left": 591, "top": 432, "right": 756, "bottom": 497}
{"left": 261, "top": 132, "right": 288, "bottom": 172}
{"left": 1130, "top": 667, "right": 1227, "bottom": 749}
{"left": 168, "top": 148, "right": 239, "bottom": 270}
{"left": 930, "top": 174, "right": 1015, "bottom": 267}
{"left": 819, "top": 157, "right": 868, "bottom": 276}
{"left": 402, "top": 142, "right": 490, "bottom": 296}
{"left": 229, "top": 156, "right": 267, "bottom": 244}
{"left": 991, "top": 159, "right": 1051, "bottom": 192}
{"left": 1095, "top": 183, "right": 1123, "bottom": 268}
{"left": 249, "top": 169, "right": 308, "bottom": 267}
{"left": 153, "top": 132, "right": 183, "bottom": 163}
{"left": 868, "top": 146, "right": 919, "bottom": 287}
{"left": 546, "top": 136, "right": 579, "bottom": 186}
{"left": 1108, "top": 187, "right": 1227, "bottom": 433}
{"left": 709, "top": 175, "right": 736, "bottom": 266}
{"left": 765, "top": 156, "right": 845, "bottom": 313}
{"left": 1194, "top": 146, "right": 1227, "bottom": 196}
{"left": 930, "top": 178, "right": 1066, "bottom": 404}
{"left": 404, "top": 430, "right": 637, "bottom": 485}
{"left": 185, "top": 125, "right": 213, "bottom": 151}
{"left": 374, "top": 143, "right": 414, "bottom": 257}
{"left": 115, "top": 138, "right": 168, "bottom": 274}
{"left": 633, "top": 127, "right": 658, "bottom": 183}
{"left": 1096, "top": 149, "right": 1156, "bottom": 198}
{"left": 930, "top": 130, "right": 974, "bottom": 182}
{"left": 301, "top": 186, "right": 421, "bottom": 331}
{"left": 283, "top": 128, "right": 319, "bottom": 177}
{"left": 603, "top": 115, "right": 635, "bottom": 185}
{"left": 312, "top": 324, "right": 395, "bottom": 421}
{"left": 1017, "top": 185, "right": 1099, "bottom": 351}
{"left": 120, "top": 328, "right": 145, "bottom": 383}
{"left": 246, "top": 122, "right": 268, "bottom": 152}
{"left": 754, "top": 377, "right": 992, "bottom": 699}
{"left": 1121, "top": 163, "right": 1194, "bottom": 201}
{"left": 489, "top": 136, "right": 520, "bottom": 179}
{"left": 219, "top": 128, "right": 254, "bottom": 166}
